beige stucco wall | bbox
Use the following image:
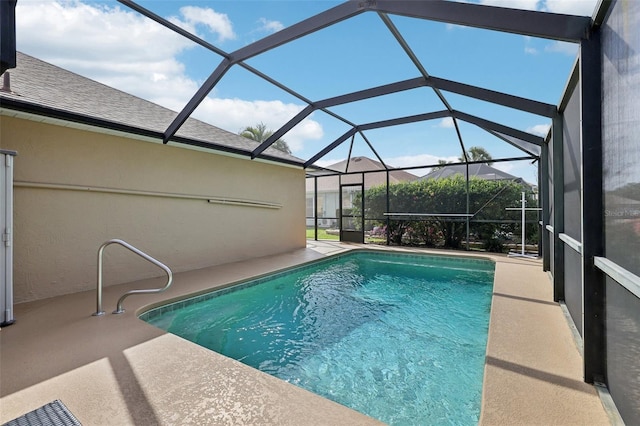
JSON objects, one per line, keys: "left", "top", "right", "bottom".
{"left": 0, "top": 116, "right": 306, "bottom": 303}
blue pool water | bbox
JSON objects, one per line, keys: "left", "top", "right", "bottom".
{"left": 142, "top": 251, "right": 494, "bottom": 425}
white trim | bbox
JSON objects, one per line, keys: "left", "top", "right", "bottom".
{"left": 594, "top": 257, "right": 640, "bottom": 300}
{"left": 559, "top": 232, "right": 582, "bottom": 254}
{"left": 545, "top": 224, "right": 554, "bottom": 233}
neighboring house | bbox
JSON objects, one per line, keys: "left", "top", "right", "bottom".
{"left": 421, "top": 163, "right": 537, "bottom": 200}
{"left": 306, "top": 156, "right": 418, "bottom": 227}
{"left": 0, "top": 52, "right": 306, "bottom": 303}
{"left": 421, "top": 163, "right": 524, "bottom": 182}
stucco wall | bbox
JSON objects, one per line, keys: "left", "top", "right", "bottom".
{"left": 1, "top": 116, "right": 306, "bottom": 303}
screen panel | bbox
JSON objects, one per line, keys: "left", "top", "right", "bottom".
{"left": 563, "top": 86, "right": 582, "bottom": 242}
{"left": 564, "top": 247, "right": 583, "bottom": 336}
{"left": 602, "top": 0, "right": 640, "bottom": 277}
{"left": 605, "top": 276, "right": 640, "bottom": 423}
{"left": 601, "top": 1, "right": 640, "bottom": 421}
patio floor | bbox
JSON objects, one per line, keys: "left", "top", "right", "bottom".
{"left": 0, "top": 242, "right": 611, "bottom": 425}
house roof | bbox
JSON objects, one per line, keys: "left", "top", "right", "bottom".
{"left": 306, "top": 156, "right": 418, "bottom": 192}
{"left": 326, "top": 156, "right": 418, "bottom": 183}
{"left": 420, "top": 163, "right": 522, "bottom": 182}
{"left": 0, "top": 52, "right": 303, "bottom": 165}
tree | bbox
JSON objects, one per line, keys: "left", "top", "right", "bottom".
{"left": 459, "top": 146, "right": 494, "bottom": 165}
{"left": 239, "top": 122, "right": 292, "bottom": 155}
{"left": 434, "top": 159, "right": 453, "bottom": 170}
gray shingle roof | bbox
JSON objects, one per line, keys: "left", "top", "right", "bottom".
{"left": 421, "top": 163, "right": 522, "bottom": 182}
{"left": 305, "top": 156, "right": 418, "bottom": 192}
{"left": 327, "top": 156, "right": 418, "bottom": 184}
{"left": 0, "top": 52, "right": 303, "bottom": 165}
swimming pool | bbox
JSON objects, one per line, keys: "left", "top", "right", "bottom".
{"left": 141, "top": 251, "right": 494, "bottom": 425}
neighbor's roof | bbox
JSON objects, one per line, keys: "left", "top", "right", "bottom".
{"left": 421, "top": 163, "right": 522, "bottom": 181}
{"left": 325, "top": 156, "right": 418, "bottom": 182}
{"left": 306, "top": 156, "right": 418, "bottom": 192}
{"left": 0, "top": 52, "right": 303, "bottom": 165}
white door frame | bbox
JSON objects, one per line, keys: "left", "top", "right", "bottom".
{"left": 1, "top": 149, "right": 16, "bottom": 326}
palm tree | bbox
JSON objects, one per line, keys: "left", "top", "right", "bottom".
{"left": 459, "top": 146, "right": 493, "bottom": 165}
{"left": 434, "top": 159, "right": 453, "bottom": 169}
{"left": 239, "top": 122, "right": 292, "bottom": 155}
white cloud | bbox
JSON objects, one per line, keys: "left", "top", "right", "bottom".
{"left": 543, "top": 0, "right": 598, "bottom": 16}
{"left": 435, "top": 117, "right": 455, "bottom": 128}
{"left": 479, "top": 0, "right": 539, "bottom": 11}
{"left": 476, "top": 0, "right": 598, "bottom": 15}
{"left": 545, "top": 41, "right": 579, "bottom": 56}
{"left": 256, "top": 18, "right": 284, "bottom": 34}
{"left": 473, "top": 1, "right": 593, "bottom": 57}
{"left": 493, "top": 161, "right": 538, "bottom": 184}
{"left": 288, "top": 120, "right": 324, "bottom": 152}
{"left": 15, "top": 0, "right": 322, "bottom": 153}
{"left": 194, "top": 98, "right": 322, "bottom": 152}
{"left": 446, "top": 23, "right": 468, "bottom": 31}
{"left": 492, "top": 162, "right": 516, "bottom": 174}
{"left": 17, "top": 1, "right": 200, "bottom": 102}
{"left": 17, "top": 1, "right": 191, "bottom": 60}
{"left": 527, "top": 124, "right": 551, "bottom": 136}
{"left": 175, "top": 6, "right": 236, "bottom": 43}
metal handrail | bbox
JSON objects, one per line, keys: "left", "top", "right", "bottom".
{"left": 93, "top": 239, "right": 173, "bottom": 316}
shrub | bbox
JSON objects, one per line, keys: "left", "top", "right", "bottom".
{"left": 355, "top": 176, "right": 535, "bottom": 250}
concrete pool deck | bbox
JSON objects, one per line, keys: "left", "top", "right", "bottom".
{"left": 0, "top": 242, "right": 611, "bottom": 425}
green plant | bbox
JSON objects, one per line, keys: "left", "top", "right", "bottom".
{"left": 356, "top": 176, "right": 535, "bottom": 250}
{"left": 239, "top": 122, "right": 292, "bottom": 154}
{"left": 483, "top": 236, "right": 506, "bottom": 253}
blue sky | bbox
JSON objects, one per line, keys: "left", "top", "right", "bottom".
{"left": 15, "top": 0, "right": 599, "bottom": 182}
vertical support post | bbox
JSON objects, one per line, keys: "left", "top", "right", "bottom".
{"left": 537, "top": 157, "right": 542, "bottom": 258}
{"left": 552, "top": 113, "right": 565, "bottom": 302}
{"left": 520, "top": 192, "right": 526, "bottom": 256}
{"left": 580, "top": 30, "right": 606, "bottom": 384}
{"left": 314, "top": 177, "right": 318, "bottom": 241}
{"left": 338, "top": 174, "right": 342, "bottom": 239}
{"left": 386, "top": 170, "right": 390, "bottom": 246}
{"left": 541, "top": 143, "right": 550, "bottom": 270}
{"left": 465, "top": 162, "right": 470, "bottom": 251}
{"left": 361, "top": 173, "right": 365, "bottom": 242}
{"left": 0, "top": 0, "right": 17, "bottom": 74}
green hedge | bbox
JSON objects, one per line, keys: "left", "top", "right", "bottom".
{"left": 355, "top": 176, "right": 537, "bottom": 250}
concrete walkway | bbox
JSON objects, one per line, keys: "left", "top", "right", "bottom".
{"left": 481, "top": 257, "right": 611, "bottom": 425}
{"left": 1, "top": 242, "right": 611, "bottom": 425}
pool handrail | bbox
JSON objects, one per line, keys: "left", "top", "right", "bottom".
{"left": 93, "top": 239, "right": 173, "bottom": 316}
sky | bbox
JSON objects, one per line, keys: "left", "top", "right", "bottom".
{"left": 14, "top": 0, "right": 600, "bottom": 183}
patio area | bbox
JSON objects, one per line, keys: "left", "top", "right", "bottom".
{"left": 0, "top": 242, "right": 612, "bottom": 425}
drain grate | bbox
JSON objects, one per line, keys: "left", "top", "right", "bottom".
{"left": 3, "top": 400, "right": 81, "bottom": 426}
